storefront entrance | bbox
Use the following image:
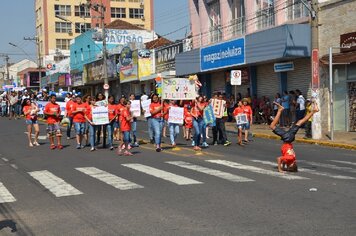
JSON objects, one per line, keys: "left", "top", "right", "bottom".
{"left": 348, "top": 82, "right": 356, "bottom": 131}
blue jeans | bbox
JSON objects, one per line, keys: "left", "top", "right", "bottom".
{"left": 106, "top": 121, "right": 114, "bottom": 147}
{"left": 131, "top": 118, "right": 137, "bottom": 143}
{"left": 1, "top": 105, "right": 7, "bottom": 116}
{"left": 147, "top": 117, "right": 154, "bottom": 140}
{"left": 15, "top": 104, "right": 22, "bottom": 116}
{"left": 193, "top": 118, "right": 205, "bottom": 146}
{"left": 151, "top": 118, "right": 163, "bottom": 145}
{"left": 169, "top": 123, "right": 180, "bottom": 145}
{"left": 123, "top": 131, "right": 130, "bottom": 143}
{"left": 89, "top": 123, "right": 97, "bottom": 148}
{"left": 74, "top": 122, "right": 86, "bottom": 135}
{"left": 66, "top": 117, "right": 74, "bottom": 138}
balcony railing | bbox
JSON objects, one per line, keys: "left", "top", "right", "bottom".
{"left": 209, "top": 25, "right": 223, "bottom": 44}
{"left": 286, "top": 1, "right": 309, "bottom": 21}
{"left": 229, "top": 16, "right": 246, "bottom": 38}
{"left": 255, "top": 5, "right": 275, "bottom": 30}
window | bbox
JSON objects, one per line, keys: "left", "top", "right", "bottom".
{"left": 208, "top": 0, "right": 222, "bottom": 43}
{"left": 75, "top": 23, "right": 91, "bottom": 33}
{"left": 75, "top": 5, "right": 90, "bottom": 17}
{"left": 55, "top": 22, "right": 72, "bottom": 33}
{"left": 111, "top": 8, "right": 126, "bottom": 18}
{"left": 230, "top": 0, "right": 246, "bottom": 36}
{"left": 56, "top": 39, "right": 71, "bottom": 50}
{"left": 54, "top": 5, "right": 71, "bottom": 16}
{"left": 255, "top": 0, "right": 275, "bottom": 30}
{"left": 129, "top": 8, "right": 144, "bottom": 19}
{"left": 286, "top": 0, "right": 308, "bottom": 21}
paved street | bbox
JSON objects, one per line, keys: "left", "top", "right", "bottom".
{"left": 0, "top": 118, "right": 355, "bottom": 236}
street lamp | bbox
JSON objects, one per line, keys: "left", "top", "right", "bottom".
{"left": 328, "top": 46, "right": 350, "bottom": 141}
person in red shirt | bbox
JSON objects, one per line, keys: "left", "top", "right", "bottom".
{"left": 180, "top": 100, "right": 193, "bottom": 140}
{"left": 115, "top": 97, "right": 126, "bottom": 142}
{"left": 191, "top": 96, "right": 208, "bottom": 151}
{"left": 44, "top": 94, "right": 63, "bottom": 150}
{"left": 84, "top": 97, "right": 97, "bottom": 151}
{"left": 149, "top": 94, "right": 163, "bottom": 152}
{"left": 233, "top": 100, "right": 245, "bottom": 146}
{"left": 72, "top": 95, "right": 87, "bottom": 149}
{"left": 118, "top": 100, "right": 133, "bottom": 156}
{"left": 270, "top": 102, "right": 319, "bottom": 172}
{"left": 242, "top": 99, "right": 253, "bottom": 143}
{"left": 167, "top": 100, "right": 180, "bottom": 147}
{"left": 162, "top": 100, "right": 170, "bottom": 138}
{"left": 107, "top": 95, "right": 118, "bottom": 150}
{"left": 65, "top": 94, "right": 76, "bottom": 140}
{"left": 23, "top": 99, "right": 40, "bottom": 147}
{"left": 184, "top": 105, "right": 193, "bottom": 141}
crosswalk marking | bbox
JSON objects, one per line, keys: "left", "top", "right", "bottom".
{"left": 206, "top": 160, "right": 308, "bottom": 180}
{"left": 251, "top": 160, "right": 356, "bottom": 180}
{"left": 76, "top": 167, "right": 143, "bottom": 190}
{"left": 330, "top": 160, "right": 356, "bottom": 167}
{"left": 166, "top": 161, "right": 254, "bottom": 183}
{"left": 122, "top": 164, "right": 203, "bottom": 185}
{"left": 28, "top": 170, "right": 83, "bottom": 197}
{"left": 299, "top": 160, "right": 356, "bottom": 174}
{"left": 0, "top": 182, "right": 16, "bottom": 203}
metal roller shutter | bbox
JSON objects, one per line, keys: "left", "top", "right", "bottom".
{"left": 287, "top": 58, "right": 311, "bottom": 97}
{"left": 211, "top": 71, "right": 226, "bottom": 93}
{"left": 257, "top": 63, "right": 279, "bottom": 101}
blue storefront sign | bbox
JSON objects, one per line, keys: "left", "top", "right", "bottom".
{"left": 274, "top": 62, "right": 294, "bottom": 72}
{"left": 200, "top": 37, "right": 245, "bottom": 72}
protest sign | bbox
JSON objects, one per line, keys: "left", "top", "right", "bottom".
{"left": 162, "top": 78, "right": 197, "bottom": 100}
{"left": 203, "top": 104, "right": 215, "bottom": 125}
{"left": 37, "top": 101, "right": 66, "bottom": 116}
{"left": 141, "top": 99, "right": 151, "bottom": 118}
{"left": 236, "top": 114, "right": 248, "bottom": 125}
{"left": 168, "top": 107, "right": 184, "bottom": 124}
{"left": 130, "top": 100, "right": 141, "bottom": 117}
{"left": 92, "top": 106, "right": 109, "bottom": 125}
{"left": 211, "top": 99, "right": 226, "bottom": 118}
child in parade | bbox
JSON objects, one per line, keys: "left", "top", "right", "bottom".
{"left": 242, "top": 99, "right": 253, "bottom": 143}
{"left": 184, "top": 105, "right": 193, "bottom": 142}
{"left": 191, "top": 95, "right": 208, "bottom": 151}
{"left": 85, "top": 97, "right": 97, "bottom": 151}
{"left": 233, "top": 100, "right": 245, "bottom": 146}
{"left": 72, "top": 95, "right": 87, "bottom": 149}
{"left": 23, "top": 99, "right": 40, "bottom": 147}
{"left": 270, "top": 102, "right": 319, "bottom": 173}
{"left": 149, "top": 94, "right": 163, "bottom": 152}
{"left": 107, "top": 95, "right": 118, "bottom": 150}
{"left": 118, "top": 100, "right": 134, "bottom": 156}
{"left": 129, "top": 93, "right": 139, "bottom": 147}
{"left": 167, "top": 100, "right": 180, "bottom": 147}
{"left": 43, "top": 94, "right": 63, "bottom": 150}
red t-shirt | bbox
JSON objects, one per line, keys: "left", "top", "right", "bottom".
{"left": 86, "top": 105, "right": 93, "bottom": 121}
{"left": 23, "top": 105, "right": 36, "bottom": 120}
{"left": 233, "top": 107, "right": 244, "bottom": 117}
{"left": 163, "top": 103, "right": 170, "bottom": 120}
{"left": 44, "top": 102, "right": 61, "bottom": 124}
{"left": 184, "top": 110, "right": 193, "bottom": 128}
{"left": 150, "top": 102, "right": 162, "bottom": 119}
{"left": 65, "top": 100, "right": 76, "bottom": 117}
{"left": 120, "top": 108, "right": 131, "bottom": 132}
{"left": 281, "top": 143, "right": 295, "bottom": 157}
{"left": 72, "top": 103, "right": 87, "bottom": 123}
{"left": 108, "top": 104, "right": 117, "bottom": 121}
{"left": 243, "top": 105, "right": 253, "bottom": 121}
{"left": 116, "top": 104, "right": 125, "bottom": 118}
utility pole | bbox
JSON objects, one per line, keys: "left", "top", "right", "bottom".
{"left": 0, "top": 54, "right": 10, "bottom": 85}
{"left": 24, "top": 37, "right": 42, "bottom": 90}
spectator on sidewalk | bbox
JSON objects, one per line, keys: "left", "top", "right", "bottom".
{"left": 296, "top": 89, "right": 306, "bottom": 127}
{"left": 289, "top": 90, "right": 297, "bottom": 124}
{"left": 273, "top": 93, "right": 281, "bottom": 117}
{"left": 8, "top": 91, "right": 18, "bottom": 120}
{"left": 281, "top": 91, "right": 290, "bottom": 127}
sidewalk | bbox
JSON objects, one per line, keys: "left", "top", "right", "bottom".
{"left": 225, "top": 122, "right": 356, "bottom": 150}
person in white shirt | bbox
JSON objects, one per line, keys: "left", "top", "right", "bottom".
{"left": 296, "top": 89, "right": 306, "bottom": 126}
{"left": 140, "top": 92, "right": 148, "bottom": 102}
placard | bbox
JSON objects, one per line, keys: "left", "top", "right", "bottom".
{"left": 37, "top": 101, "right": 66, "bottom": 116}
{"left": 130, "top": 100, "right": 141, "bottom": 117}
{"left": 141, "top": 99, "right": 151, "bottom": 118}
{"left": 162, "top": 78, "right": 198, "bottom": 100}
{"left": 92, "top": 106, "right": 109, "bottom": 125}
{"left": 168, "top": 107, "right": 184, "bottom": 124}
{"left": 211, "top": 99, "right": 226, "bottom": 118}
{"left": 203, "top": 105, "right": 215, "bottom": 125}
{"left": 236, "top": 114, "right": 248, "bottom": 125}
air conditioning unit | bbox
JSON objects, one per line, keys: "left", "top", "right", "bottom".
{"left": 140, "top": 2, "right": 144, "bottom": 8}
{"left": 141, "top": 15, "right": 145, "bottom": 21}
{"left": 68, "top": 29, "right": 73, "bottom": 35}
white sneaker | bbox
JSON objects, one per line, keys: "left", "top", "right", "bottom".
{"left": 33, "top": 141, "right": 40, "bottom": 146}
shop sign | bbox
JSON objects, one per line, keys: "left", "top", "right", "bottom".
{"left": 85, "top": 58, "right": 116, "bottom": 82}
{"left": 200, "top": 37, "right": 245, "bottom": 72}
{"left": 274, "top": 62, "right": 294, "bottom": 72}
{"left": 138, "top": 49, "right": 152, "bottom": 78}
{"left": 155, "top": 42, "right": 183, "bottom": 73}
{"left": 58, "top": 74, "right": 66, "bottom": 87}
{"left": 71, "top": 73, "right": 83, "bottom": 86}
{"left": 93, "top": 29, "right": 155, "bottom": 45}
{"left": 119, "top": 47, "right": 138, "bottom": 83}
{"left": 340, "top": 32, "right": 356, "bottom": 53}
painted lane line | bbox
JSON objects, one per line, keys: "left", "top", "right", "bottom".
{"left": 330, "top": 160, "right": 356, "bottom": 167}
{"left": 24, "top": 132, "right": 47, "bottom": 140}
{"left": 28, "top": 170, "right": 83, "bottom": 197}
{"left": 0, "top": 182, "right": 16, "bottom": 203}
{"left": 122, "top": 164, "right": 203, "bottom": 185}
{"left": 1, "top": 158, "right": 9, "bottom": 162}
{"left": 76, "top": 167, "right": 143, "bottom": 190}
{"left": 206, "top": 160, "right": 308, "bottom": 180}
{"left": 10, "top": 164, "right": 18, "bottom": 170}
{"left": 298, "top": 160, "right": 356, "bottom": 174}
{"left": 166, "top": 161, "right": 254, "bottom": 183}
{"left": 251, "top": 160, "right": 355, "bottom": 180}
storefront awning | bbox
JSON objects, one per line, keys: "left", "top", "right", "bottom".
{"left": 320, "top": 51, "right": 356, "bottom": 65}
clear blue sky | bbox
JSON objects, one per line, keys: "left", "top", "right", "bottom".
{"left": 0, "top": 0, "right": 190, "bottom": 66}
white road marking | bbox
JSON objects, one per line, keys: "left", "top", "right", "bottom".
{"left": 24, "top": 132, "right": 47, "bottom": 140}
{"left": 299, "top": 160, "right": 356, "bottom": 174}
{"left": 28, "top": 170, "right": 83, "bottom": 197}
{"left": 122, "top": 164, "right": 203, "bottom": 185}
{"left": 10, "top": 164, "right": 18, "bottom": 170}
{"left": 206, "top": 160, "right": 308, "bottom": 180}
{"left": 166, "top": 161, "right": 254, "bottom": 183}
{"left": 1, "top": 158, "right": 9, "bottom": 162}
{"left": 330, "top": 160, "right": 356, "bottom": 167}
{"left": 76, "top": 167, "right": 143, "bottom": 190}
{"left": 0, "top": 182, "right": 16, "bottom": 203}
{"left": 251, "top": 160, "right": 355, "bottom": 180}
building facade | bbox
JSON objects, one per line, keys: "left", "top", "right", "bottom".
{"left": 35, "top": 0, "right": 153, "bottom": 67}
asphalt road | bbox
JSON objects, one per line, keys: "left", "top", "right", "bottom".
{"left": 0, "top": 118, "right": 355, "bottom": 236}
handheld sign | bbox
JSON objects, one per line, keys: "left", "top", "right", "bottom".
{"left": 141, "top": 99, "right": 151, "bottom": 118}
{"left": 92, "top": 106, "right": 109, "bottom": 125}
{"left": 130, "top": 100, "right": 141, "bottom": 117}
{"left": 236, "top": 114, "right": 248, "bottom": 125}
{"left": 162, "top": 78, "right": 198, "bottom": 100}
{"left": 168, "top": 107, "right": 184, "bottom": 124}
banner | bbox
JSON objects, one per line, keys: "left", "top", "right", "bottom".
{"left": 141, "top": 99, "right": 151, "bottom": 118}
{"left": 162, "top": 78, "right": 198, "bottom": 100}
{"left": 168, "top": 107, "right": 184, "bottom": 125}
{"left": 37, "top": 101, "right": 66, "bottom": 116}
{"left": 211, "top": 99, "right": 226, "bottom": 118}
{"left": 203, "top": 105, "right": 215, "bottom": 125}
{"left": 236, "top": 114, "right": 248, "bottom": 125}
{"left": 119, "top": 47, "right": 138, "bottom": 83}
{"left": 138, "top": 49, "right": 152, "bottom": 79}
{"left": 130, "top": 100, "right": 141, "bottom": 117}
{"left": 92, "top": 106, "right": 109, "bottom": 125}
